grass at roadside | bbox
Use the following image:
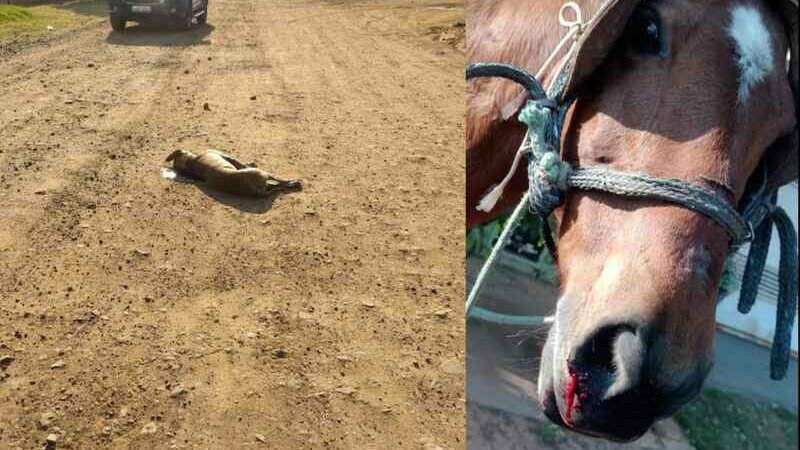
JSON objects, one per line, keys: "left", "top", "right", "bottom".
{"left": 0, "top": 5, "right": 34, "bottom": 22}
{"left": 675, "top": 387, "right": 797, "bottom": 450}
{"left": 0, "top": 1, "right": 105, "bottom": 42}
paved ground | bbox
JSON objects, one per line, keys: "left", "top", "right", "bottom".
{"left": 465, "top": 253, "right": 797, "bottom": 449}
{"left": 707, "top": 331, "right": 797, "bottom": 411}
{"left": 0, "top": 1, "right": 465, "bottom": 449}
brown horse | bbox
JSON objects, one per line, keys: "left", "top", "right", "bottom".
{"left": 467, "top": 0, "right": 797, "bottom": 441}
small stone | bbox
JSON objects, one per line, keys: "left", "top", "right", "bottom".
{"left": 134, "top": 249, "right": 150, "bottom": 256}
{"left": 272, "top": 349, "right": 288, "bottom": 359}
{"left": 245, "top": 332, "right": 256, "bottom": 339}
{"left": 34, "top": 189, "right": 47, "bottom": 195}
{"left": 360, "top": 301, "right": 376, "bottom": 308}
{"left": 46, "top": 433, "right": 58, "bottom": 445}
{"left": 87, "top": 62, "right": 94, "bottom": 67}
{"left": 433, "top": 309, "right": 450, "bottom": 319}
{"left": 250, "top": 95, "right": 257, "bottom": 101}
{"left": 423, "top": 445, "right": 444, "bottom": 450}
{"left": 203, "top": 102, "right": 210, "bottom": 111}
{"left": 334, "top": 386, "right": 356, "bottom": 396}
{"left": 254, "top": 433, "right": 267, "bottom": 443}
{"left": 141, "top": 421, "right": 157, "bottom": 434}
{"left": 50, "top": 360, "right": 65, "bottom": 369}
{"left": 0, "top": 355, "right": 14, "bottom": 369}
{"left": 39, "top": 411, "right": 56, "bottom": 429}
{"left": 440, "top": 358, "right": 460, "bottom": 375}
{"left": 170, "top": 385, "right": 187, "bottom": 398}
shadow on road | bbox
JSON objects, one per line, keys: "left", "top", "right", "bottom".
{"left": 162, "top": 168, "right": 297, "bottom": 214}
{"left": 195, "top": 184, "right": 282, "bottom": 214}
{"left": 105, "top": 22, "right": 213, "bottom": 47}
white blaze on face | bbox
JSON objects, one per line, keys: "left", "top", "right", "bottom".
{"left": 728, "top": 6, "right": 775, "bottom": 103}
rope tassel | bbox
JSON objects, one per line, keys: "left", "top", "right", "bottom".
{"left": 476, "top": 138, "right": 527, "bottom": 213}
{"left": 769, "top": 207, "right": 798, "bottom": 380}
{"left": 735, "top": 191, "right": 797, "bottom": 381}
{"left": 737, "top": 214, "right": 773, "bottom": 314}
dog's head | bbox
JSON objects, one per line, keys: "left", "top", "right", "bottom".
{"left": 165, "top": 150, "right": 189, "bottom": 162}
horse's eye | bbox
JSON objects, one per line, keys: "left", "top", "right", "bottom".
{"left": 628, "top": 7, "right": 664, "bottom": 55}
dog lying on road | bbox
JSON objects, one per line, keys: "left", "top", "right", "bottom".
{"left": 165, "top": 149, "right": 301, "bottom": 197}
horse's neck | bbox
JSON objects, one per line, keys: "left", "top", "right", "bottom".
{"left": 467, "top": 0, "right": 564, "bottom": 80}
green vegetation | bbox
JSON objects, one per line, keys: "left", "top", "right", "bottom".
{"left": 675, "top": 388, "right": 798, "bottom": 450}
{"left": 0, "top": 5, "right": 33, "bottom": 23}
{"left": 0, "top": 1, "right": 105, "bottom": 41}
{"left": 466, "top": 210, "right": 559, "bottom": 285}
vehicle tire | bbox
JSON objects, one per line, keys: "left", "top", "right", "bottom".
{"left": 110, "top": 15, "right": 127, "bottom": 32}
{"left": 179, "top": 0, "right": 193, "bottom": 30}
{"left": 197, "top": 7, "right": 207, "bottom": 25}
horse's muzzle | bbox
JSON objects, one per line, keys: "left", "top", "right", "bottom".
{"left": 538, "top": 320, "right": 710, "bottom": 441}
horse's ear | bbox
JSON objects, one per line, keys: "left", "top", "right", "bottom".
{"left": 764, "top": 0, "right": 799, "bottom": 192}
{"left": 559, "top": 0, "right": 643, "bottom": 100}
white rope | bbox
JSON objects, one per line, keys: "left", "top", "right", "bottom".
{"left": 468, "top": 3, "right": 587, "bottom": 324}
{"left": 470, "top": 306, "right": 555, "bottom": 326}
{"left": 466, "top": 191, "right": 531, "bottom": 316}
{"left": 476, "top": 2, "right": 584, "bottom": 213}
{"left": 476, "top": 132, "right": 530, "bottom": 212}
{"left": 538, "top": 2, "right": 583, "bottom": 81}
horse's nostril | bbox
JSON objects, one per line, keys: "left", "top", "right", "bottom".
{"left": 575, "top": 324, "right": 636, "bottom": 371}
{"left": 571, "top": 323, "right": 644, "bottom": 399}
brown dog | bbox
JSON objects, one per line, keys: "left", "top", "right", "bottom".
{"left": 165, "top": 149, "right": 301, "bottom": 197}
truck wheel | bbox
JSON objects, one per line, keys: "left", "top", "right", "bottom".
{"left": 110, "top": 15, "right": 127, "bottom": 32}
{"left": 179, "top": 0, "right": 193, "bottom": 30}
{"left": 197, "top": 7, "right": 207, "bottom": 25}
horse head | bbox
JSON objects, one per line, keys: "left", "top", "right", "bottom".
{"left": 467, "top": 0, "right": 797, "bottom": 441}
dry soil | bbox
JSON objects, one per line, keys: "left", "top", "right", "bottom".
{"left": 0, "top": 1, "right": 465, "bottom": 448}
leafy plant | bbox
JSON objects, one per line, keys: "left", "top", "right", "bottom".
{"left": 467, "top": 209, "right": 559, "bottom": 286}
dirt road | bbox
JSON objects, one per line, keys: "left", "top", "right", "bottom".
{"left": 0, "top": 1, "right": 464, "bottom": 448}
